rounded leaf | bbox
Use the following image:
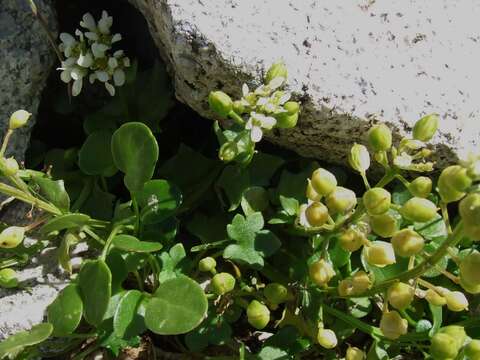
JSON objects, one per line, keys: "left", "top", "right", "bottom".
{"left": 113, "top": 234, "right": 163, "bottom": 253}
{"left": 113, "top": 289, "right": 145, "bottom": 339}
{"left": 47, "top": 284, "right": 83, "bottom": 336}
{"left": 78, "top": 130, "right": 117, "bottom": 176}
{"left": 0, "top": 323, "right": 53, "bottom": 358}
{"left": 41, "top": 213, "right": 90, "bottom": 235}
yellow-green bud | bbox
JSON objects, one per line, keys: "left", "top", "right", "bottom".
{"left": 364, "top": 241, "right": 396, "bottom": 267}
{"left": 445, "top": 291, "right": 468, "bottom": 312}
{"left": 413, "top": 113, "right": 439, "bottom": 142}
{"left": 425, "top": 289, "right": 446, "bottom": 306}
{"left": 438, "top": 166, "right": 467, "bottom": 203}
{"left": 387, "top": 282, "right": 414, "bottom": 310}
{"left": 408, "top": 176, "right": 432, "bottom": 198}
{"left": 219, "top": 141, "right": 238, "bottom": 162}
{"left": 439, "top": 326, "right": 467, "bottom": 349}
{"left": 275, "top": 112, "right": 298, "bottom": 129}
{"left": 326, "top": 187, "right": 357, "bottom": 214}
{"left": 400, "top": 197, "right": 437, "bottom": 223}
{"left": 305, "top": 202, "right": 329, "bottom": 227}
{"left": 349, "top": 143, "right": 370, "bottom": 173}
{"left": 346, "top": 346, "right": 365, "bottom": 360}
{"left": 211, "top": 272, "right": 235, "bottom": 295}
{"left": 379, "top": 310, "right": 408, "bottom": 340}
{"left": 264, "top": 283, "right": 288, "bottom": 305}
{"left": 198, "top": 257, "right": 216, "bottom": 272}
{"left": 465, "top": 339, "right": 480, "bottom": 359}
{"left": 9, "top": 110, "right": 31, "bottom": 130}
{"left": 0, "top": 226, "right": 25, "bottom": 249}
{"left": 363, "top": 188, "right": 391, "bottom": 215}
{"left": 265, "top": 62, "right": 288, "bottom": 84}
{"left": 459, "top": 193, "right": 480, "bottom": 227}
{"left": 284, "top": 101, "right": 300, "bottom": 115}
{"left": 460, "top": 276, "right": 480, "bottom": 295}
{"left": 368, "top": 124, "right": 392, "bottom": 152}
{"left": 337, "top": 271, "right": 372, "bottom": 296}
{"left": 446, "top": 166, "right": 472, "bottom": 192}
{"left": 370, "top": 212, "right": 400, "bottom": 238}
{"left": 317, "top": 328, "right": 337, "bottom": 349}
{"left": 430, "top": 333, "right": 459, "bottom": 360}
{"left": 339, "top": 227, "right": 367, "bottom": 252}
{"left": 0, "top": 268, "right": 18, "bottom": 288}
{"left": 208, "top": 91, "right": 233, "bottom": 118}
{"left": 459, "top": 251, "right": 480, "bottom": 288}
{"left": 309, "top": 259, "right": 335, "bottom": 286}
{"left": 306, "top": 180, "right": 321, "bottom": 202}
{"left": 247, "top": 300, "right": 270, "bottom": 330}
{"left": 0, "top": 157, "right": 19, "bottom": 176}
{"left": 464, "top": 224, "right": 480, "bottom": 242}
{"left": 233, "top": 100, "right": 246, "bottom": 114}
{"left": 310, "top": 168, "right": 337, "bottom": 196}
{"left": 391, "top": 229, "right": 424, "bottom": 257}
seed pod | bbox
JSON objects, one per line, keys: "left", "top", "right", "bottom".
{"left": 309, "top": 259, "right": 335, "bottom": 287}
{"left": 368, "top": 124, "right": 392, "bottom": 152}
{"left": 438, "top": 166, "right": 467, "bottom": 203}
{"left": 459, "top": 193, "right": 480, "bottom": 227}
{"left": 264, "top": 283, "right": 288, "bottom": 305}
{"left": 275, "top": 112, "right": 298, "bottom": 129}
{"left": 198, "top": 257, "right": 216, "bottom": 272}
{"left": 445, "top": 291, "right": 468, "bottom": 312}
{"left": 465, "top": 339, "right": 480, "bottom": 359}
{"left": 363, "top": 188, "right": 391, "bottom": 215}
{"left": 413, "top": 113, "right": 439, "bottom": 142}
{"left": 0, "top": 226, "right": 25, "bottom": 249}
{"left": 211, "top": 272, "right": 235, "bottom": 295}
{"left": 247, "top": 300, "right": 270, "bottom": 330}
{"left": 379, "top": 310, "right": 408, "bottom": 340}
{"left": 370, "top": 212, "right": 400, "bottom": 238}
{"left": 349, "top": 143, "right": 370, "bottom": 173}
{"left": 364, "top": 241, "right": 396, "bottom": 267}
{"left": 306, "top": 180, "right": 322, "bottom": 202}
{"left": 9, "top": 110, "right": 31, "bottom": 130}
{"left": 425, "top": 289, "right": 447, "bottom": 306}
{"left": 339, "top": 227, "right": 367, "bottom": 252}
{"left": 317, "top": 328, "right": 337, "bottom": 349}
{"left": 208, "top": 91, "right": 233, "bottom": 118}
{"left": 459, "top": 251, "right": 480, "bottom": 288}
{"left": 305, "top": 202, "right": 329, "bottom": 227}
{"left": 387, "top": 282, "right": 414, "bottom": 310}
{"left": 346, "top": 346, "right": 365, "bottom": 360}
{"left": 0, "top": 268, "right": 18, "bottom": 288}
{"left": 233, "top": 100, "right": 246, "bottom": 114}
{"left": 439, "top": 326, "right": 467, "bottom": 349}
{"left": 430, "top": 333, "right": 459, "bottom": 360}
{"left": 391, "top": 229, "right": 424, "bottom": 257}
{"left": 400, "top": 197, "right": 437, "bottom": 223}
{"left": 265, "top": 62, "right": 288, "bottom": 84}
{"left": 326, "top": 187, "right": 357, "bottom": 214}
{"left": 408, "top": 176, "right": 432, "bottom": 198}
{"left": 310, "top": 168, "right": 337, "bottom": 196}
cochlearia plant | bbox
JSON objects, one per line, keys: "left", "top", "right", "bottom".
{"left": 1, "top": 59, "right": 480, "bottom": 359}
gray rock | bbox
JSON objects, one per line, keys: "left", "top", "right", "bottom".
{"left": 0, "top": 0, "right": 57, "bottom": 161}
{"left": 129, "top": 0, "right": 480, "bottom": 167}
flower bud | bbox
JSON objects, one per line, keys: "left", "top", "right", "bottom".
{"left": 445, "top": 290, "right": 468, "bottom": 312}
{"left": 438, "top": 166, "right": 467, "bottom": 203}
{"left": 337, "top": 271, "right": 372, "bottom": 296}
{"left": 264, "top": 283, "right": 288, "bottom": 305}
{"left": 9, "top": 110, "right": 31, "bottom": 130}
{"left": 305, "top": 202, "right": 329, "bottom": 227}
{"left": 275, "top": 112, "right": 298, "bottom": 129}
{"left": 413, "top": 114, "right": 439, "bottom": 142}
{"left": 284, "top": 101, "right": 300, "bottom": 115}
{"left": 430, "top": 333, "right": 459, "bottom": 360}
{"left": 317, "top": 328, "right": 337, "bottom": 349}
{"left": 408, "top": 177, "right": 432, "bottom": 198}
{"left": 326, "top": 187, "right": 357, "bottom": 214}
{"left": 346, "top": 346, "right": 365, "bottom": 360}
{"left": 465, "top": 339, "right": 480, "bottom": 359}
{"left": 339, "top": 227, "right": 367, "bottom": 252}
{"left": 310, "top": 168, "right": 337, "bottom": 196}
{"left": 379, "top": 310, "right": 408, "bottom": 340}
{"left": 208, "top": 91, "right": 233, "bottom": 118}
{"left": 247, "top": 300, "right": 270, "bottom": 330}
{"left": 265, "top": 62, "right": 288, "bottom": 84}
{"left": 218, "top": 141, "right": 238, "bottom": 162}
{"left": 425, "top": 289, "right": 447, "bottom": 306}
{"left": 387, "top": 282, "right": 414, "bottom": 310}
{"left": 363, "top": 188, "right": 391, "bottom": 215}
{"left": 198, "top": 257, "right": 216, "bottom": 272}
{"left": 446, "top": 166, "right": 472, "bottom": 192}
{"left": 368, "top": 124, "right": 392, "bottom": 152}
{"left": 370, "top": 212, "right": 400, "bottom": 238}
{"left": 459, "top": 193, "right": 480, "bottom": 227}
{"left": 309, "top": 259, "right": 335, "bottom": 287}
{"left": 349, "top": 143, "right": 370, "bottom": 173}
{"left": 391, "top": 229, "right": 424, "bottom": 257}
{"left": 400, "top": 197, "right": 437, "bottom": 223}
{"left": 464, "top": 224, "right": 480, "bottom": 242}
{"left": 0, "top": 157, "right": 19, "bottom": 176}
{"left": 0, "top": 226, "right": 25, "bottom": 249}
{"left": 439, "top": 326, "right": 467, "bottom": 349}
{"left": 459, "top": 251, "right": 480, "bottom": 288}
{"left": 211, "top": 272, "right": 235, "bottom": 295}
{"left": 233, "top": 100, "right": 246, "bottom": 114}
{"left": 306, "top": 180, "right": 321, "bottom": 202}
{"left": 364, "top": 241, "right": 396, "bottom": 267}
{"left": 460, "top": 276, "right": 480, "bottom": 295}
{"left": 0, "top": 268, "right": 18, "bottom": 288}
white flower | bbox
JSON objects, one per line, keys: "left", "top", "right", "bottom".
{"left": 77, "top": 52, "right": 93, "bottom": 68}
{"left": 98, "top": 11, "right": 113, "bottom": 34}
{"left": 113, "top": 69, "right": 126, "bottom": 87}
{"left": 268, "top": 76, "right": 285, "bottom": 90}
{"left": 80, "top": 13, "right": 97, "bottom": 32}
{"left": 394, "top": 153, "right": 413, "bottom": 168}
{"left": 245, "top": 112, "right": 277, "bottom": 142}
{"left": 59, "top": 32, "right": 76, "bottom": 47}
{"left": 91, "top": 42, "right": 109, "bottom": 58}
{"left": 111, "top": 34, "right": 122, "bottom": 43}
{"left": 105, "top": 82, "right": 115, "bottom": 96}
{"left": 72, "top": 78, "right": 83, "bottom": 97}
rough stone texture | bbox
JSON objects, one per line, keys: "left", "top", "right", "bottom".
{"left": 0, "top": 0, "right": 57, "bottom": 161}
{"left": 129, "top": 0, "right": 480, "bottom": 167}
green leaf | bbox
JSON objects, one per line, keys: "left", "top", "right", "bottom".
{"left": 81, "top": 184, "right": 115, "bottom": 221}
{"left": 145, "top": 276, "right": 208, "bottom": 335}
{"left": 41, "top": 213, "right": 90, "bottom": 235}
{"left": 112, "top": 235, "right": 163, "bottom": 253}
{"left": 276, "top": 165, "right": 316, "bottom": 203}
{"left": 217, "top": 165, "right": 250, "bottom": 211}
{"left": 47, "top": 284, "right": 83, "bottom": 337}
{"left": 78, "top": 130, "right": 117, "bottom": 177}
{"left": 185, "top": 312, "right": 232, "bottom": 352}
{"left": 248, "top": 152, "right": 285, "bottom": 187}
{"left": 0, "top": 324, "right": 52, "bottom": 359}
{"left": 414, "top": 214, "right": 447, "bottom": 241}
{"left": 159, "top": 243, "right": 186, "bottom": 282}
{"left": 106, "top": 250, "right": 128, "bottom": 294}
{"left": 428, "top": 304, "right": 443, "bottom": 336}
{"left": 241, "top": 187, "right": 269, "bottom": 216}
{"left": 279, "top": 195, "right": 299, "bottom": 217}
{"left": 78, "top": 260, "right": 112, "bottom": 326}
{"left": 33, "top": 176, "right": 70, "bottom": 212}
{"left": 186, "top": 213, "right": 228, "bottom": 244}
{"left": 113, "top": 290, "right": 146, "bottom": 339}
{"left": 134, "top": 180, "right": 182, "bottom": 224}
{"left": 111, "top": 122, "right": 159, "bottom": 192}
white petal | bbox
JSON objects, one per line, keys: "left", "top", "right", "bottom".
{"left": 95, "top": 70, "right": 109, "bottom": 82}
{"left": 80, "top": 13, "right": 97, "bottom": 31}
{"left": 123, "top": 57, "right": 131, "bottom": 67}
{"left": 245, "top": 118, "right": 254, "bottom": 130}
{"left": 89, "top": 73, "right": 97, "bottom": 84}
{"left": 111, "top": 34, "right": 122, "bottom": 43}
{"left": 70, "top": 66, "right": 86, "bottom": 80}
{"left": 72, "top": 78, "right": 83, "bottom": 97}
{"left": 256, "top": 97, "right": 268, "bottom": 106}
{"left": 60, "top": 33, "right": 75, "bottom": 46}
{"left": 113, "top": 69, "right": 125, "bottom": 87}
{"left": 250, "top": 126, "right": 263, "bottom": 142}
{"left": 75, "top": 29, "right": 84, "bottom": 42}
{"left": 113, "top": 50, "right": 124, "bottom": 58}
{"left": 108, "top": 57, "right": 118, "bottom": 69}
{"left": 91, "top": 43, "right": 108, "bottom": 58}
{"left": 77, "top": 52, "right": 93, "bottom": 68}
{"left": 105, "top": 82, "right": 115, "bottom": 96}
{"left": 60, "top": 70, "right": 72, "bottom": 83}
{"left": 63, "top": 57, "right": 76, "bottom": 67}
{"left": 242, "top": 83, "right": 249, "bottom": 96}
{"left": 268, "top": 76, "right": 285, "bottom": 90}
{"left": 261, "top": 116, "right": 277, "bottom": 130}
{"left": 279, "top": 92, "right": 291, "bottom": 104}
{"left": 84, "top": 32, "right": 99, "bottom": 41}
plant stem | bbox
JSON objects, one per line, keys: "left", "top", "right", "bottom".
{"left": 228, "top": 110, "right": 245, "bottom": 125}
{"left": 0, "top": 182, "right": 62, "bottom": 215}
{"left": 0, "top": 130, "right": 13, "bottom": 157}
{"left": 100, "top": 225, "right": 121, "bottom": 259}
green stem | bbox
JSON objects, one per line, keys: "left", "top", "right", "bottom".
{"left": 360, "top": 172, "right": 371, "bottom": 190}
{"left": 0, "top": 182, "right": 62, "bottom": 215}
{"left": 100, "top": 225, "right": 122, "bottom": 259}
{"left": 82, "top": 227, "right": 105, "bottom": 246}
{"left": 322, "top": 303, "right": 382, "bottom": 338}
{"left": 0, "top": 130, "right": 13, "bottom": 157}
{"left": 395, "top": 174, "right": 411, "bottom": 189}
{"left": 131, "top": 195, "right": 140, "bottom": 235}
{"left": 71, "top": 178, "right": 93, "bottom": 212}
{"left": 227, "top": 110, "right": 245, "bottom": 125}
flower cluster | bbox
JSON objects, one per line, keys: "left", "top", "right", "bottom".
{"left": 57, "top": 11, "right": 130, "bottom": 97}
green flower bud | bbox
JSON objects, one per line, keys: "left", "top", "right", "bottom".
{"left": 459, "top": 251, "right": 480, "bottom": 288}
{"left": 264, "top": 283, "right": 289, "bottom": 305}
{"left": 447, "top": 166, "right": 472, "bottom": 192}
{"left": 0, "top": 226, "right": 25, "bottom": 249}
{"left": 0, "top": 268, "right": 18, "bottom": 288}
{"left": 349, "top": 143, "right": 370, "bottom": 173}
{"left": 346, "top": 346, "right": 365, "bottom": 360}
{"left": 370, "top": 211, "right": 400, "bottom": 238}
{"left": 198, "top": 257, "right": 216, "bottom": 272}
{"left": 317, "top": 328, "right": 337, "bottom": 349}
{"left": 284, "top": 101, "right": 300, "bottom": 115}
{"left": 305, "top": 202, "right": 329, "bottom": 227}
{"left": 445, "top": 291, "right": 468, "bottom": 312}
{"left": 363, "top": 187, "right": 391, "bottom": 215}
{"left": 265, "top": 62, "right": 288, "bottom": 84}
{"left": 211, "top": 272, "right": 235, "bottom": 295}
{"left": 465, "top": 339, "right": 480, "bottom": 359}
{"left": 460, "top": 276, "right": 480, "bottom": 295}
{"left": 400, "top": 197, "right": 437, "bottom": 223}
{"left": 233, "top": 100, "right": 246, "bottom": 114}
{"left": 413, "top": 113, "right": 439, "bottom": 142}
{"left": 309, "top": 259, "right": 335, "bottom": 287}
{"left": 247, "top": 300, "right": 270, "bottom": 330}
{"left": 438, "top": 166, "right": 467, "bottom": 203}
{"left": 387, "top": 282, "right": 414, "bottom": 310}
{"left": 368, "top": 124, "right": 392, "bottom": 152}
{"left": 275, "top": 112, "right": 298, "bottom": 129}
{"left": 219, "top": 141, "right": 238, "bottom": 162}
{"left": 326, "top": 187, "right": 357, "bottom": 214}
{"left": 339, "top": 227, "right": 367, "bottom": 252}
{"left": 408, "top": 176, "right": 432, "bottom": 198}
{"left": 9, "top": 110, "right": 31, "bottom": 130}
{"left": 379, "top": 310, "right": 408, "bottom": 340}
{"left": 439, "top": 326, "right": 467, "bottom": 349}
{"left": 306, "top": 180, "right": 322, "bottom": 202}
{"left": 430, "top": 333, "right": 459, "bottom": 360}
{"left": 464, "top": 224, "right": 480, "bottom": 242}
{"left": 0, "top": 157, "right": 19, "bottom": 176}
{"left": 208, "top": 91, "right": 233, "bottom": 118}
{"left": 459, "top": 193, "right": 480, "bottom": 227}
{"left": 364, "top": 241, "right": 396, "bottom": 267}
{"left": 391, "top": 229, "right": 424, "bottom": 257}
{"left": 425, "top": 289, "right": 446, "bottom": 306}
{"left": 310, "top": 168, "right": 337, "bottom": 196}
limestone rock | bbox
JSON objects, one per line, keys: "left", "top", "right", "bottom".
{"left": 129, "top": 0, "right": 480, "bottom": 167}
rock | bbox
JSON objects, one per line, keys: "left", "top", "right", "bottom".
{"left": 129, "top": 0, "right": 480, "bottom": 167}
{"left": 0, "top": 0, "right": 57, "bottom": 161}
